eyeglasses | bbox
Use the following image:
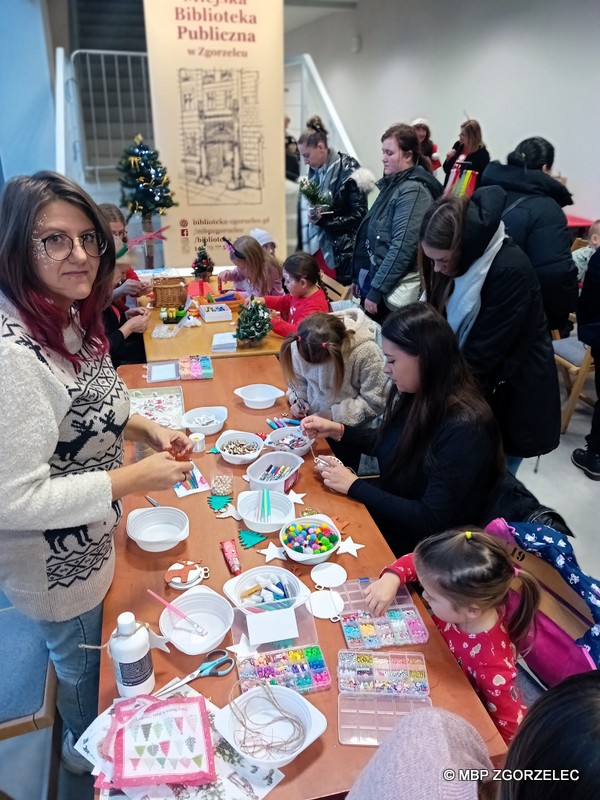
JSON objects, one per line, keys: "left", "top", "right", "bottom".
{"left": 32, "top": 232, "right": 108, "bottom": 261}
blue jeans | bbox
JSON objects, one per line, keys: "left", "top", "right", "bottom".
{"left": 37, "top": 603, "right": 103, "bottom": 739}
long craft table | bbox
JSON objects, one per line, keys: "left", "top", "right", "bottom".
{"left": 143, "top": 275, "right": 283, "bottom": 361}
{"left": 101, "top": 358, "right": 506, "bottom": 799}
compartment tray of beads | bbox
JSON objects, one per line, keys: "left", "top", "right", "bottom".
{"left": 237, "top": 644, "right": 332, "bottom": 695}
{"left": 340, "top": 603, "right": 429, "bottom": 650}
{"left": 337, "top": 650, "right": 429, "bottom": 697}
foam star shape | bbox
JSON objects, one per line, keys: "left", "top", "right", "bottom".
{"left": 256, "top": 542, "right": 288, "bottom": 562}
{"left": 226, "top": 634, "right": 257, "bottom": 659}
{"left": 286, "top": 489, "right": 306, "bottom": 505}
{"left": 337, "top": 536, "right": 365, "bottom": 557}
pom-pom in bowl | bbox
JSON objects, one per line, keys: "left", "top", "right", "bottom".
{"left": 181, "top": 406, "right": 228, "bottom": 435}
{"left": 279, "top": 514, "right": 341, "bottom": 565}
{"left": 233, "top": 384, "right": 284, "bottom": 409}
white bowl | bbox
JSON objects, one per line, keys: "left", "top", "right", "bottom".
{"left": 233, "top": 384, "right": 285, "bottom": 409}
{"left": 236, "top": 490, "right": 295, "bottom": 534}
{"left": 215, "top": 430, "right": 264, "bottom": 465}
{"left": 214, "top": 685, "right": 327, "bottom": 768}
{"left": 280, "top": 514, "right": 342, "bottom": 565}
{"left": 126, "top": 507, "right": 189, "bottom": 552}
{"left": 158, "top": 585, "right": 234, "bottom": 655}
{"left": 223, "top": 566, "right": 310, "bottom": 613}
{"left": 181, "top": 406, "right": 228, "bottom": 435}
{"left": 264, "top": 426, "right": 314, "bottom": 457}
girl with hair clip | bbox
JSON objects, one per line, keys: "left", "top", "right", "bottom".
{"left": 0, "top": 172, "right": 194, "bottom": 773}
{"left": 298, "top": 115, "right": 374, "bottom": 285}
{"left": 365, "top": 527, "right": 541, "bottom": 744}
{"left": 302, "top": 303, "right": 504, "bottom": 550}
{"left": 279, "top": 308, "right": 388, "bottom": 430}
{"left": 220, "top": 234, "right": 283, "bottom": 297}
{"left": 255, "top": 252, "right": 330, "bottom": 337}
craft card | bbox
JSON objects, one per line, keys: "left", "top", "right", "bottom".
{"left": 112, "top": 695, "right": 215, "bottom": 787}
{"left": 174, "top": 465, "right": 210, "bottom": 497}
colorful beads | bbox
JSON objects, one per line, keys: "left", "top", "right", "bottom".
{"left": 337, "top": 650, "right": 430, "bottom": 697}
{"left": 236, "top": 645, "right": 331, "bottom": 694}
{"left": 281, "top": 522, "right": 339, "bottom": 555}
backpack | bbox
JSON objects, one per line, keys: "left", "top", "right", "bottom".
{"left": 485, "top": 518, "right": 599, "bottom": 687}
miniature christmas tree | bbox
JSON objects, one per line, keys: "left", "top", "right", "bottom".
{"left": 298, "top": 177, "right": 332, "bottom": 208}
{"left": 238, "top": 530, "right": 267, "bottom": 549}
{"left": 191, "top": 238, "right": 215, "bottom": 281}
{"left": 207, "top": 495, "right": 232, "bottom": 511}
{"left": 235, "top": 297, "right": 272, "bottom": 343}
{"left": 117, "top": 134, "right": 177, "bottom": 268}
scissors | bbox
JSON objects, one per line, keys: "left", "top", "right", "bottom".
{"left": 154, "top": 649, "right": 235, "bottom": 698}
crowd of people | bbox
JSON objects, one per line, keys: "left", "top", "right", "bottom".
{"left": 0, "top": 109, "right": 598, "bottom": 783}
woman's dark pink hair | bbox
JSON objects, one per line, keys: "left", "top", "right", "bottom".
{"left": 0, "top": 171, "right": 115, "bottom": 364}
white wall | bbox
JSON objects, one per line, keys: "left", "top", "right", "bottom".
{"left": 285, "top": 0, "right": 600, "bottom": 217}
{"left": 0, "top": 0, "right": 55, "bottom": 178}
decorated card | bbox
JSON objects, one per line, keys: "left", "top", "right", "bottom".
{"left": 112, "top": 696, "right": 215, "bottom": 787}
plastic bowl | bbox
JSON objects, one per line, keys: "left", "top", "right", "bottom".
{"left": 223, "top": 565, "right": 310, "bottom": 613}
{"left": 126, "top": 507, "right": 189, "bottom": 552}
{"left": 264, "top": 426, "right": 314, "bottom": 457}
{"left": 181, "top": 405, "right": 228, "bottom": 435}
{"left": 158, "top": 585, "right": 234, "bottom": 655}
{"left": 246, "top": 452, "right": 303, "bottom": 494}
{"left": 214, "top": 685, "right": 327, "bottom": 768}
{"left": 215, "top": 430, "right": 264, "bottom": 465}
{"left": 236, "top": 490, "right": 295, "bottom": 534}
{"left": 279, "top": 514, "right": 342, "bottom": 565}
{"left": 233, "top": 384, "right": 285, "bottom": 409}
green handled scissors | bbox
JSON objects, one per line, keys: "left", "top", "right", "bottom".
{"left": 154, "top": 649, "right": 235, "bottom": 697}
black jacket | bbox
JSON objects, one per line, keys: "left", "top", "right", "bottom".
{"left": 481, "top": 161, "right": 578, "bottom": 334}
{"left": 578, "top": 248, "right": 600, "bottom": 348}
{"left": 311, "top": 152, "right": 369, "bottom": 285}
{"left": 345, "top": 413, "right": 498, "bottom": 554}
{"left": 351, "top": 166, "right": 442, "bottom": 304}
{"left": 443, "top": 142, "right": 490, "bottom": 188}
{"left": 448, "top": 187, "right": 561, "bottom": 457}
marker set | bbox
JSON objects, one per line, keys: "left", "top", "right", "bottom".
{"left": 266, "top": 417, "right": 302, "bottom": 429}
{"left": 257, "top": 463, "right": 296, "bottom": 481}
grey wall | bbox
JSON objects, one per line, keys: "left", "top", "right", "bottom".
{"left": 285, "top": 0, "right": 600, "bottom": 217}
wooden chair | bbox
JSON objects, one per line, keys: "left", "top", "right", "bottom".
{"left": 320, "top": 271, "right": 351, "bottom": 303}
{"left": 571, "top": 237, "right": 589, "bottom": 252}
{"left": 553, "top": 336, "right": 596, "bottom": 433}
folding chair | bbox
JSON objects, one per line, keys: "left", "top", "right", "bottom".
{"left": 552, "top": 336, "right": 596, "bottom": 433}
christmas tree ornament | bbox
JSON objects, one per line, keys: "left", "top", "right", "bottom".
{"left": 238, "top": 530, "right": 267, "bottom": 549}
{"left": 191, "top": 238, "right": 215, "bottom": 281}
{"left": 207, "top": 495, "right": 232, "bottom": 512}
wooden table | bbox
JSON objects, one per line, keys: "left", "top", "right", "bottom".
{"left": 101, "top": 359, "right": 506, "bottom": 799}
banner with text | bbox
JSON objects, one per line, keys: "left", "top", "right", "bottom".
{"left": 142, "top": 0, "right": 285, "bottom": 267}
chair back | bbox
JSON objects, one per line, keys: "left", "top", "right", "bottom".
{"left": 553, "top": 336, "right": 596, "bottom": 433}
{"left": 320, "top": 271, "right": 351, "bottom": 303}
{"left": 571, "top": 237, "right": 589, "bottom": 252}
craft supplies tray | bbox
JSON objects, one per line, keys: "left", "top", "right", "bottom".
{"left": 337, "top": 579, "right": 429, "bottom": 649}
{"left": 145, "top": 356, "right": 214, "bottom": 383}
{"left": 338, "top": 693, "right": 432, "bottom": 746}
{"left": 337, "top": 650, "right": 429, "bottom": 696}
{"left": 129, "top": 386, "right": 185, "bottom": 430}
{"left": 231, "top": 606, "right": 332, "bottom": 694}
{"left": 200, "top": 304, "right": 232, "bottom": 322}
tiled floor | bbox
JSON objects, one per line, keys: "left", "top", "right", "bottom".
{"left": 0, "top": 393, "right": 597, "bottom": 800}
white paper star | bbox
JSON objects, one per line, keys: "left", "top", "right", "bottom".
{"left": 256, "top": 542, "right": 288, "bottom": 562}
{"left": 337, "top": 536, "right": 365, "bottom": 557}
{"left": 286, "top": 489, "right": 306, "bottom": 505}
{"left": 226, "top": 634, "right": 257, "bottom": 659}
{"left": 215, "top": 503, "right": 242, "bottom": 520}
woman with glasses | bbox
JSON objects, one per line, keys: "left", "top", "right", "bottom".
{"left": 0, "top": 172, "right": 194, "bottom": 773}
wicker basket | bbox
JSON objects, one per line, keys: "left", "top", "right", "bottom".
{"left": 153, "top": 277, "right": 187, "bottom": 307}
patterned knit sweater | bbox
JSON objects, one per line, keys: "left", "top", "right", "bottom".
{"left": 0, "top": 292, "right": 130, "bottom": 621}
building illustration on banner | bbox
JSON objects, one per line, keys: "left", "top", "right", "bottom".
{"left": 179, "top": 68, "right": 264, "bottom": 206}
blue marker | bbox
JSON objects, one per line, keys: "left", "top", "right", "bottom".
{"left": 265, "top": 418, "right": 278, "bottom": 429}
{"left": 285, "top": 419, "right": 302, "bottom": 426}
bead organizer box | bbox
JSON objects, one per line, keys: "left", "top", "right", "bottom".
{"left": 237, "top": 646, "right": 332, "bottom": 695}
{"left": 337, "top": 650, "right": 429, "bottom": 696}
{"left": 338, "top": 693, "right": 432, "bottom": 746}
{"left": 337, "top": 579, "right": 429, "bottom": 649}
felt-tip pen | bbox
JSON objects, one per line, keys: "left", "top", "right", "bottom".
{"left": 265, "top": 418, "right": 278, "bottom": 429}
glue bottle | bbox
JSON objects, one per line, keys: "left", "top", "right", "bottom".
{"left": 109, "top": 611, "right": 155, "bottom": 698}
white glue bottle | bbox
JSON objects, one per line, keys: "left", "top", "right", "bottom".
{"left": 109, "top": 611, "right": 155, "bottom": 698}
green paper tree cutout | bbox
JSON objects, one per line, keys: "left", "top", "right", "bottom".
{"left": 117, "top": 134, "right": 177, "bottom": 268}
{"left": 238, "top": 530, "right": 267, "bottom": 549}
{"left": 191, "top": 238, "right": 215, "bottom": 281}
{"left": 208, "top": 447, "right": 219, "bottom": 454}
{"left": 235, "top": 296, "right": 272, "bottom": 343}
{"left": 207, "top": 495, "right": 232, "bottom": 511}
